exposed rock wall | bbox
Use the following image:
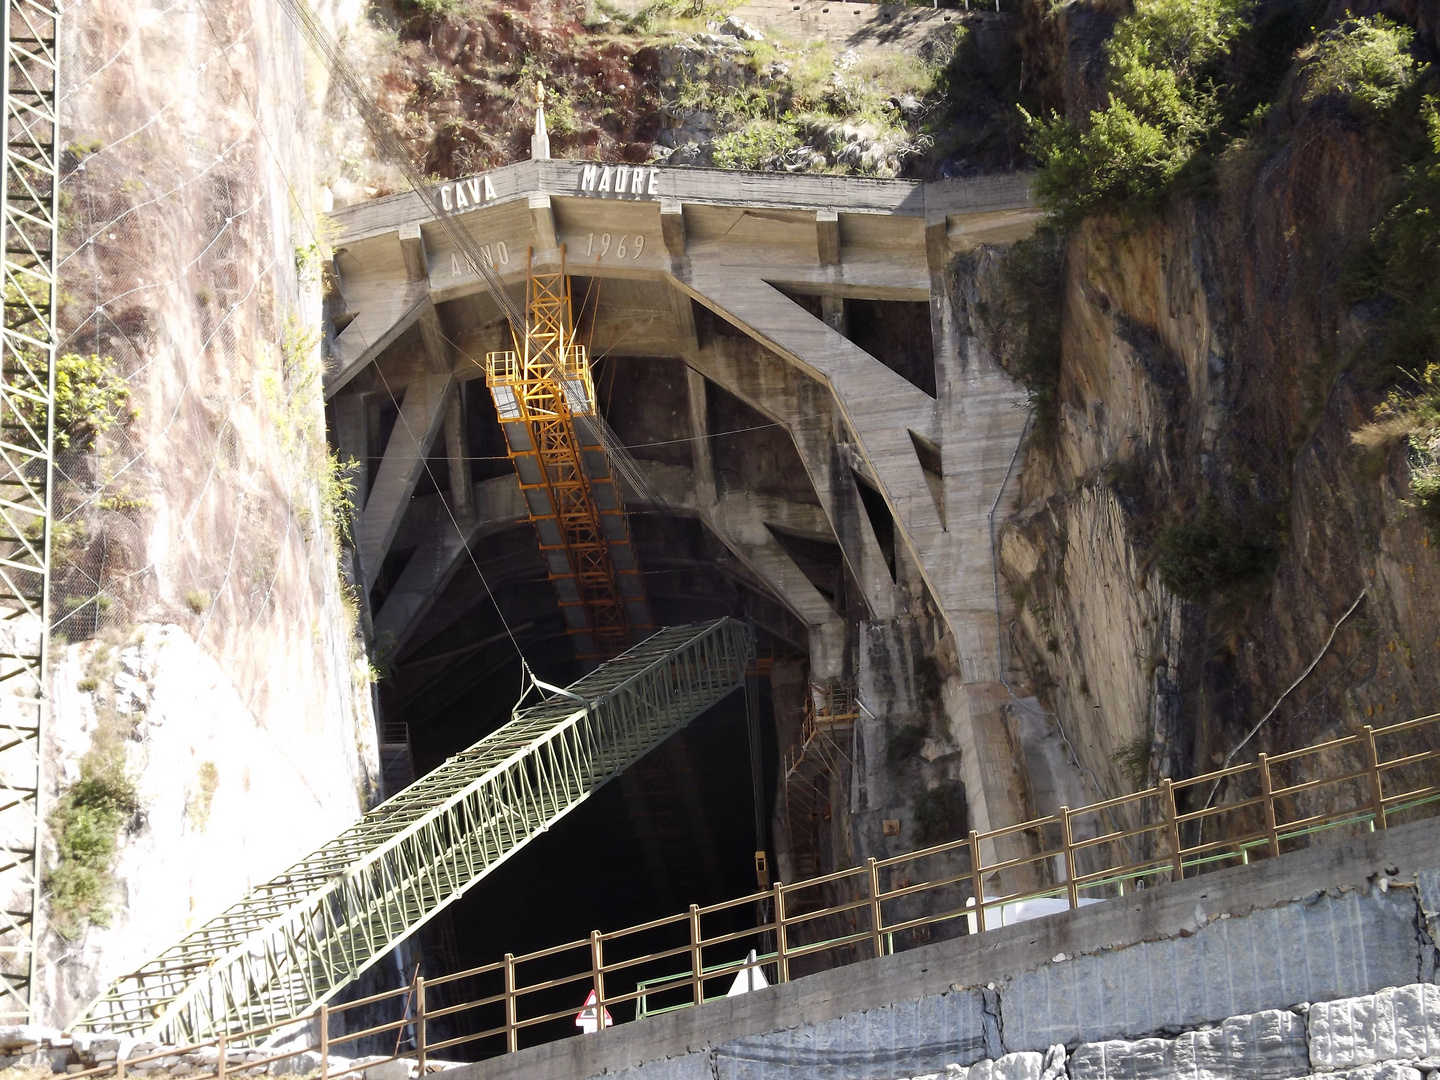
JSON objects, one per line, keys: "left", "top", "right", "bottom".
{"left": 41, "top": 0, "right": 378, "bottom": 1024}
{"left": 992, "top": 4, "right": 1440, "bottom": 808}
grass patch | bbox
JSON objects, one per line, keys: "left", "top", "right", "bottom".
{"left": 186, "top": 762, "right": 220, "bottom": 830}
{"left": 1353, "top": 362, "right": 1440, "bottom": 532}
{"left": 1112, "top": 735, "right": 1152, "bottom": 790}
{"left": 711, "top": 120, "right": 803, "bottom": 170}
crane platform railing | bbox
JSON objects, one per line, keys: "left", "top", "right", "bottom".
{"left": 71, "top": 617, "right": 754, "bottom": 1047}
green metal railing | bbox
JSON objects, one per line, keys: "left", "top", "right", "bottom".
{"left": 72, "top": 618, "right": 753, "bottom": 1045}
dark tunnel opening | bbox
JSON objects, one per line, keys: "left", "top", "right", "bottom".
{"left": 365, "top": 352, "right": 802, "bottom": 1054}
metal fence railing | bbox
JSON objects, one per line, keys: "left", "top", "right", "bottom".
{"left": 68, "top": 712, "right": 1440, "bottom": 1073}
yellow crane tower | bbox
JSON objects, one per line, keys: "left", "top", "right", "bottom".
{"left": 484, "top": 251, "right": 652, "bottom": 661}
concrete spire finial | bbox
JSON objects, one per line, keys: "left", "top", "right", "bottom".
{"left": 532, "top": 80, "right": 551, "bottom": 161}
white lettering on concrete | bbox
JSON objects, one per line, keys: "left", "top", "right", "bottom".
{"left": 451, "top": 242, "right": 510, "bottom": 278}
{"left": 576, "top": 164, "right": 663, "bottom": 200}
{"left": 438, "top": 172, "right": 498, "bottom": 214}
{"left": 585, "top": 232, "right": 647, "bottom": 260}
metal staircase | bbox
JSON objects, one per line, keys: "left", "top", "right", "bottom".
{"left": 73, "top": 618, "right": 753, "bottom": 1045}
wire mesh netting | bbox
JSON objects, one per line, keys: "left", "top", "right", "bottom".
{"left": 40, "top": 0, "right": 381, "bottom": 1024}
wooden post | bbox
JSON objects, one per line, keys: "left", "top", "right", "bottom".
{"left": 866, "top": 857, "right": 884, "bottom": 959}
{"left": 590, "top": 930, "right": 607, "bottom": 1022}
{"left": 968, "top": 830, "right": 985, "bottom": 933}
{"left": 415, "top": 976, "right": 427, "bottom": 1075}
{"left": 116, "top": 1054, "right": 125, "bottom": 1080}
{"left": 772, "top": 881, "right": 789, "bottom": 983}
{"left": 1258, "top": 753, "right": 1280, "bottom": 857}
{"left": 1364, "top": 725, "right": 1388, "bottom": 829}
{"left": 318, "top": 1003, "right": 329, "bottom": 1080}
{"left": 1060, "top": 806, "right": 1079, "bottom": 910}
{"left": 503, "top": 953, "right": 518, "bottom": 1054}
{"left": 688, "top": 905, "right": 703, "bottom": 1007}
{"left": 216, "top": 1031, "right": 226, "bottom": 1080}
{"left": 1160, "top": 778, "right": 1183, "bottom": 882}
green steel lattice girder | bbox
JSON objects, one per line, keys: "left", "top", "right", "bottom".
{"left": 73, "top": 618, "right": 753, "bottom": 1045}
{"left": 0, "top": 0, "right": 59, "bottom": 1026}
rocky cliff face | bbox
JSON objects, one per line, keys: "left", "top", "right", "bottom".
{"left": 990, "top": 0, "right": 1440, "bottom": 811}
{"left": 41, "top": 0, "right": 378, "bottom": 1024}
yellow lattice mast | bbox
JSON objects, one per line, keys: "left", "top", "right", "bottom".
{"left": 485, "top": 250, "right": 651, "bottom": 661}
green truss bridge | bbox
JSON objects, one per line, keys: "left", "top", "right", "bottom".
{"left": 72, "top": 618, "right": 753, "bottom": 1046}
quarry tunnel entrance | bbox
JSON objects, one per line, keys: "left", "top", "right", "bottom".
{"left": 320, "top": 157, "right": 1039, "bottom": 1042}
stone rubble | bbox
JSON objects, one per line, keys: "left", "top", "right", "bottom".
{"left": 882, "top": 984, "right": 1440, "bottom": 1080}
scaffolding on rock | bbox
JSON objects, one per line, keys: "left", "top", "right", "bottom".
{"left": 782, "top": 683, "right": 858, "bottom": 881}
{"left": 72, "top": 618, "right": 754, "bottom": 1045}
{"left": 0, "top": 0, "right": 58, "bottom": 1026}
{"left": 484, "top": 252, "right": 650, "bottom": 663}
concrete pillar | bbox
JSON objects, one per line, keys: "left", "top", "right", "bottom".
{"left": 358, "top": 366, "right": 456, "bottom": 591}
{"left": 442, "top": 389, "right": 473, "bottom": 522}
{"left": 684, "top": 366, "right": 716, "bottom": 507}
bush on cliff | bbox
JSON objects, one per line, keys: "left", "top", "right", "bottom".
{"left": 1157, "top": 499, "right": 1277, "bottom": 603}
{"left": 1023, "top": 0, "right": 1252, "bottom": 223}
{"left": 1301, "top": 16, "right": 1420, "bottom": 111}
{"left": 46, "top": 755, "right": 140, "bottom": 938}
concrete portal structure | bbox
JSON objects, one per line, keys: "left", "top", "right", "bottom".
{"left": 325, "top": 160, "right": 1040, "bottom": 881}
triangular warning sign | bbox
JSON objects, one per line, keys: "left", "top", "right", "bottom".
{"left": 575, "top": 988, "right": 614, "bottom": 1033}
{"left": 726, "top": 949, "right": 769, "bottom": 997}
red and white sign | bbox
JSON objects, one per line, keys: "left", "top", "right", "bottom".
{"left": 575, "top": 989, "right": 614, "bottom": 1034}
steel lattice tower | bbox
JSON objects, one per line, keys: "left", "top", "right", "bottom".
{"left": 0, "top": 0, "right": 58, "bottom": 1025}
{"left": 485, "top": 253, "right": 651, "bottom": 662}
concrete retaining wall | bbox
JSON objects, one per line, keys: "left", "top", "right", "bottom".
{"left": 457, "top": 818, "right": 1440, "bottom": 1080}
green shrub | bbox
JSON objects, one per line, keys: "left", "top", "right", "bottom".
{"left": 913, "top": 780, "right": 968, "bottom": 846}
{"left": 1344, "top": 95, "right": 1440, "bottom": 387}
{"left": 29, "top": 352, "right": 132, "bottom": 452}
{"left": 1024, "top": 0, "right": 1252, "bottom": 222}
{"left": 46, "top": 756, "right": 139, "bottom": 938}
{"left": 1156, "top": 499, "right": 1277, "bottom": 602}
{"left": 1302, "top": 16, "right": 1419, "bottom": 111}
{"left": 710, "top": 120, "right": 804, "bottom": 171}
